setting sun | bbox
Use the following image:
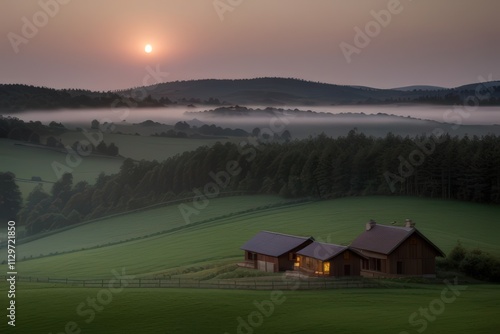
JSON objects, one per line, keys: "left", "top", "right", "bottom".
{"left": 145, "top": 44, "right": 152, "bottom": 53}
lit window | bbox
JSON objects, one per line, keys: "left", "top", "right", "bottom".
{"left": 323, "top": 262, "right": 330, "bottom": 274}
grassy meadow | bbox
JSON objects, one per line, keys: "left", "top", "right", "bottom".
{"left": 1, "top": 132, "right": 243, "bottom": 198}
{"left": 12, "top": 195, "right": 285, "bottom": 261}
{"left": 0, "top": 283, "right": 498, "bottom": 333}
{"left": 0, "top": 138, "right": 123, "bottom": 197}
{"left": 14, "top": 196, "right": 500, "bottom": 279}
{"left": 57, "top": 131, "right": 244, "bottom": 161}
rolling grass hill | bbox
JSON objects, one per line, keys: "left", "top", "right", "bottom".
{"left": 0, "top": 138, "right": 123, "bottom": 197}
{"left": 56, "top": 132, "right": 243, "bottom": 161}
{"left": 11, "top": 195, "right": 285, "bottom": 261}
{"left": 0, "top": 283, "right": 498, "bottom": 334}
{"left": 14, "top": 196, "right": 500, "bottom": 279}
{"left": 1, "top": 133, "right": 244, "bottom": 198}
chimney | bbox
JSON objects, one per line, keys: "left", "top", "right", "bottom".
{"left": 366, "top": 219, "right": 376, "bottom": 231}
{"left": 405, "top": 219, "right": 415, "bottom": 228}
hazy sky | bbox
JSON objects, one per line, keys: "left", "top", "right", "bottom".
{"left": 1, "top": 0, "right": 499, "bottom": 91}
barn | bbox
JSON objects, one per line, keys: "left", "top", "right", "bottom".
{"left": 240, "top": 231, "right": 314, "bottom": 273}
{"left": 295, "top": 241, "right": 366, "bottom": 277}
{"left": 350, "top": 219, "right": 445, "bottom": 278}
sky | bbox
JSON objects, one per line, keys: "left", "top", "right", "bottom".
{"left": 1, "top": 0, "right": 499, "bottom": 91}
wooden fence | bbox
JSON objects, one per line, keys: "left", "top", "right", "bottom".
{"left": 4, "top": 276, "right": 383, "bottom": 290}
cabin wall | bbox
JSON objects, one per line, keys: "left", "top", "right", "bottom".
{"left": 297, "top": 250, "right": 362, "bottom": 277}
{"left": 331, "top": 250, "right": 362, "bottom": 277}
{"left": 389, "top": 234, "right": 440, "bottom": 276}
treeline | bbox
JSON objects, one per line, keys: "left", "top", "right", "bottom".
{"left": 0, "top": 116, "right": 119, "bottom": 157}
{"left": 152, "top": 121, "right": 249, "bottom": 138}
{"left": 16, "top": 130, "right": 500, "bottom": 235}
{"left": 0, "top": 84, "right": 173, "bottom": 111}
{"left": 0, "top": 115, "right": 64, "bottom": 143}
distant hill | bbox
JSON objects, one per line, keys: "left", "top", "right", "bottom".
{"left": 118, "top": 77, "right": 500, "bottom": 106}
{"left": 391, "top": 85, "right": 446, "bottom": 92}
{"left": 1, "top": 78, "right": 500, "bottom": 111}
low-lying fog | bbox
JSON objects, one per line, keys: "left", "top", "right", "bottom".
{"left": 4, "top": 105, "right": 500, "bottom": 138}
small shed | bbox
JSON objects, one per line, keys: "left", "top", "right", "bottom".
{"left": 240, "top": 231, "right": 314, "bottom": 272}
{"left": 296, "top": 241, "right": 366, "bottom": 277}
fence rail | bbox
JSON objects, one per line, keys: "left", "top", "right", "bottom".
{"left": 2, "top": 276, "right": 382, "bottom": 290}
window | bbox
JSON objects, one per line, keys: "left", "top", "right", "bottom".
{"left": 323, "top": 262, "right": 330, "bottom": 274}
{"left": 343, "top": 251, "right": 350, "bottom": 260}
{"left": 289, "top": 252, "right": 297, "bottom": 261}
{"left": 397, "top": 261, "right": 403, "bottom": 275}
{"left": 362, "top": 259, "right": 369, "bottom": 270}
{"left": 373, "top": 259, "right": 381, "bottom": 271}
{"left": 247, "top": 252, "right": 256, "bottom": 260}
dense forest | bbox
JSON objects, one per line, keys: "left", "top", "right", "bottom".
{"left": 3, "top": 130, "right": 499, "bottom": 236}
{"left": 0, "top": 84, "right": 173, "bottom": 111}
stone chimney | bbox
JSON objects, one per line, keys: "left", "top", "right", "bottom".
{"left": 405, "top": 219, "right": 415, "bottom": 228}
{"left": 366, "top": 219, "right": 376, "bottom": 231}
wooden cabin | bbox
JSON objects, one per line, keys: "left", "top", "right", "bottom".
{"left": 295, "top": 241, "right": 366, "bottom": 277}
{"left": 350, "top": 219, "right": 445, "bottom": 278}
{"left": 240, "top": 231, "right": 314, "bottom": 272}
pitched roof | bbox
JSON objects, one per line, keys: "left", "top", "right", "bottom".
{"left": 297, "top": 242, "right": 347, "bottom": 261}
{"left": 240, "top": 231, "right": 313, "bottom": 257}
{"left": 350, "top": 224, "right": 445, "bottom": 256}
{"left": 297, "top": 241, "right": 368, "bottom": 261}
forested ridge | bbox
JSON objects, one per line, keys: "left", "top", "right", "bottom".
{"left": 6, "top": 130, "right": 498, "bottom": 236}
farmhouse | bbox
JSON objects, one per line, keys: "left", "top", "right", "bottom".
{"left": 350, "top": 219, "right": 445, "bottom": 278}
{"left": 295, "top": 242, "right": 366, "bottom": 277}
{"left": 240, "top": 231, "right": 314, "bottom": 272}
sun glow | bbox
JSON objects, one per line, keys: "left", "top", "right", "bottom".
{"left": 145, "top": 44, "right": 153, "bottom": 53}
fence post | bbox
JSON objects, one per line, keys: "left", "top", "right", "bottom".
{"left": 178, "top": 278, "right": 180, "bottom": 288}
{"left": 102, "top": 279, "right": 104, "bottom": 288}
{"left": 139, "top": 278, "right": 141, "bottom": 288}
{"left": 158, "top": 279, "right": 160, "bottom": 288}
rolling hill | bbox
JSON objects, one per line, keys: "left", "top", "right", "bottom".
{"left": 13, "top": 196, "right": 500, "bottom": 279}
{"left": 2, "top": 78, "right": 500, "bottom": 110}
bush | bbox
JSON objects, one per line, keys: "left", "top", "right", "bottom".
{"left": 447, "top": 241, "right": 467, "bottom": 268}
{"left": 445, "top": 242, "right": 500, "bottom": 282}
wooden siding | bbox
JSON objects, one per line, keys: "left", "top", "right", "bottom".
{"left": 359, "top": 233, "right": 441, "bottom": 277}
{"left": 297, "top": 250, "right": 362, "bottom": 277}
{"left": 245, "top": 239, "right": 313, "bottom": 273}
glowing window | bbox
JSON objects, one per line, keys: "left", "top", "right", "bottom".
{"left": 323, "top": 262, "right": 330, "bottom": 274}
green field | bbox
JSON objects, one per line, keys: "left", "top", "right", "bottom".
{"left": 12, "top": 195, "right": 285, "bottom": 261}
{"left": 14, "top": 196, "right": 500, "bottom": 279}
{"left": 2, "top": 195, "right": 500, "bottom": 333}
{"left": 1, "top": 133, "right": 242, "bottom": 198}
{"left": 0, "top": 283, "right": 498, "bottom": 333}
{"left": 58, "top": 131, "right": 243, "bottom": 161}
{"left": 0, "top": 138, "right": 123, "bottom": 197}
